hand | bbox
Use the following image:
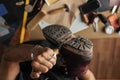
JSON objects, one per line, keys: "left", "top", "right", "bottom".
{"left": 30, "top": 47, "right": 57, "bottom": 79}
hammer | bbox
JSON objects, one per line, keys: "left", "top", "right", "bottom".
{"left": 47, "top": 4, "right": 70, "bottom": 15}
{"left": 27, "top": 4, "right": 70, "bottom": 31}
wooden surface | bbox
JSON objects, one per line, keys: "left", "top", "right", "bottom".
{"left": 74, "top": 11, "right": 120, "bottom": 39}
{"left": 74, "top": 11, "right": 120, "bottom": 79}
{"left": 89, "top": 38, "right": 120, "bottom": 79}
{"left": 22, "top": 1, "right": 120, "bottom": 79}
{"left": 75, "top": 24, "right": 120, "bottom": 39}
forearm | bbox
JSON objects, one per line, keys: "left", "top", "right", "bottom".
{"left": 0, "top": 44, "right": 20, "bottom": 80}
{"left": 0, "top": 44, "right": 35, "bottom": 80}
{"left": 0, "top": 61, "right": 20, "bottom": 80}
{"left": 2, "top": 44, "right": 42, "bottom": 62}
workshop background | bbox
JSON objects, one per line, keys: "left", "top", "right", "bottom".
{"left": 0, "top": 0, "right": 120, "bottom": 80}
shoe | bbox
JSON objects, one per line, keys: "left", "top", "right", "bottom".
{"left": 42, "top": 24, "right": 93, "bottom": 77}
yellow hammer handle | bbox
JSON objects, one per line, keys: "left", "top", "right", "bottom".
{"left": 20, "top": 0, "right": 30, "bottom": 43}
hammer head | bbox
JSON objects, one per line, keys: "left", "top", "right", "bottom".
{"left": 64, "top": 4, "right": 70, "bottom": 12}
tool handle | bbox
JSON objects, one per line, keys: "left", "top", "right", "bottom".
{"left": 47, "top": 8, "right": 65, "bottom": 15}
{"left": 80, "top": 13, "right": 89, "bottom": 24}
{"left": 27, "top": 11, "right": 46, "bottom": 30}
{"left": 20, "top": 0, "right": 30, "bottom": 43}
{"left": 98, "top": 14, "right": 110, "bottom": 25}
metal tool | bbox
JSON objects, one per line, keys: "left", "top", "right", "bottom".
{"left": 47, "top": 4, "right": 70, "bottom": 15}
{"left": 111, "top": 5, "right": 118, "bottom": 14}
{"left": 92, "top": 17, "right": 99, "bottom": 32}
{"left": 98, "top": 14, "right": 114, "bottom": 34}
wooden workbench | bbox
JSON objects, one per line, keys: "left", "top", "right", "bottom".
{"left": 75, "top": 11, "right": 120, "bottom": 39}
{"left": 27, "top": 1, "right": 120, "bottom": 79}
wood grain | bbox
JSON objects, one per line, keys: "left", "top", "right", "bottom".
{"left": 89, "top": 38, "right": 120, "bottom": 79}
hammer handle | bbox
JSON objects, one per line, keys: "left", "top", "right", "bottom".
{"left": 82, "top": 14, "right": 89, "bottom": 24}
{"left": 27, "top": 11, "right": 46, "bottom": 30}
{"left": 47, "top": 8, "right": 66, "bottom": 15}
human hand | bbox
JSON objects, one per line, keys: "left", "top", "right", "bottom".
{"left": 30, "top": 47, "right": 57, "bottom": 79}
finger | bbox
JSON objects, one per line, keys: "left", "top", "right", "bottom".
{"left": 42, "top": 47, "right": 54, "bottom": 60}
{"left": 49, "top": 54, "right": 57, "bottom": 65}
{"left": 34, "top": 55, "right": 53, "bottom": 69}
{"left": 41, "top": 48, "right": 57, "bottom": 61}
{"left": 31, "top": 60, "right": 50, "bottom": 73}
{"left": 30, "top": 71, "right": 41, "bottom": 79}
{"left": 41, "top": 49, "right": 58, "bottom": 65}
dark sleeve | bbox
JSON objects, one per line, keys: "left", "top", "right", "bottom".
{"left": 18, "top": 61, "right": 32, "bottom": 80}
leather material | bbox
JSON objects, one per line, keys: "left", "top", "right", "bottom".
{"left": 42, "top": 24, "right": 93, "bottom": 77}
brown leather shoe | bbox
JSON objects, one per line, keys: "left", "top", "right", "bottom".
{"left": 42, "top": 24, "right": 93, "bottom": 77}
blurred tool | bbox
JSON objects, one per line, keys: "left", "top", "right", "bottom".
{"left": 104, "top": 25, "right": 114, "bottom": 34}
{"left": 111, "top": 5, "right": 118, "bottom": 14}
{"left": 79, "top": 0, "right": 101, "bottom": 24}
{"left": 98, "top": 14, "right": 114, "bottom": 34}
{"left": 108, "top": 5, "right": 119, "bottom": 29}
{"left": 25, "top": 0, "right": 38, "bottom": 13}
{"left": 79, "top": 0, "right": 101, "bottom": 14}
{"left": 93, "top": 17, "right": 99, "bottom": 32}
{"left": 20, "top": 0, "right": 30, "bottom": 43}
{"left": 47, "top": 4, "right": 70, "bottom": 15}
